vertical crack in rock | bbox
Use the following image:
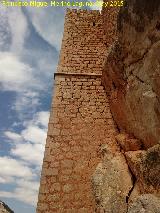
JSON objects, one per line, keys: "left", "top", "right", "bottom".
{"left": 124, "top": 157, "right": 137, "bottom": 208}
{"left": 126, "top": 174, "right": 136, "bottom": 204}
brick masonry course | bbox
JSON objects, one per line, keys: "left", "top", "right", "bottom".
{"left": 37, "top": 9, "right": 118, "bottom": 213}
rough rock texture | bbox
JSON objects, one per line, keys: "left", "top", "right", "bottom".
{"left": 125, "top": 144, "right": 160, "bottom": 195}
{"left": 128, "top": 194, "right": 160, "bottom": 213}
{"left": 115, "top": 133, "right": 142, "bottom": 152}
{"left": 102, "top": 0, "right": 160, "bottom": 148}
{"left": 93, "top": 1, "right": 160, "bottom": 212}
{"left": 0, "top": 201, "right": 14, "bottom": 213}
{"left": 92, "top": 144, "right": 133, "bottom": 213}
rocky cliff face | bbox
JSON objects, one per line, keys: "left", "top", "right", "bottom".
{"left": 102, "top": 0, "right": 160, "bottom": 148}
{"left": 0, "top": 201, "right": 14, "bottom": 213}
{"left": 93, "top": 0, "right": 160, "bottom": 212}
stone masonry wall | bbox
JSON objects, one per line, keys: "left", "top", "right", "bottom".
{"left": 37, "top": 9, "right": 117, "bottom": 213}
{"left": 101, "top": 0, "right": 120, "bottom": 49}
{"left": 57, "top": 9, "right": 106, "bottom": 74}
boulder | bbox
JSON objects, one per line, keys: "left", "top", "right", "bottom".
{"left": 128, "top": 194, "right": 160, "bottom": 213}
{"left": 92, "top": 144, "right": 133, "bottom": 213}
{"left": 125, "top": 144, "right": 160, "bottom": 194}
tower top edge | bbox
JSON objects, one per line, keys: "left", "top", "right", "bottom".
{"left": 65, "top": 8, "right": 101, "bottom": 16}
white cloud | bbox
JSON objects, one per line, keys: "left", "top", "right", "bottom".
{"left": 21, "top": 111, "right": 49, "bottom": 144}
{"left": 12, "top": 91, "right": 40, "bottom": 116}
{"left": 4, "top": 111, "right": 49, "bottom": 166}
{"left": 0, "top": 6, "right": 11, "bottom": 50}
{"left": 4, "top": 111, "right": 49, "bottom": 167}
{"left": 11, "top": 143, "right": 45, "bottom": 166}
{"left": 0, "top": 177, "right": 40, "bottom": 205}
{"left": 22, "top": 125, "right": 47, "bottom": 145}
{"left": 0, "top": 4, "right": 58, "bottom": 209}
{"left": 0, "top": 180, "right": 39, "bottom": 205}
{"left": 0, "top": 8, "right": 50, "bottom": 117}
{"left": 0, "top": 7, "right": 57, "bottom": 120}
{"left": 0, "top": 51, "right": 44, "bottom": 116}
{"left": 4, "top": 131, "right": 22, "bottom": 143}
{"left": 0, "top": 6, "right": 28, "bottom": 53}
{"left": 0, "top": 52, "right": 35, "bottom": 92}
{"left": 0, "top": 157, "right": 33, "bottom": 179}
{"left": 0, "top": 176, "right": 14, "bottom": 184}
{"left": 17, "top": 179, "right": 40, "bottom": 191}
{"left": 35, "top": 111, "right": 50, "bottom": 127}
{"left": 8, "top": 7, "right": 28, "bottom": 54}
{"left": 0, "top": 111, "right": 49, "bottom": 205}
{"left": 10, "top": 112, "right": 48, "bottom": 166}
{"left": 26, "top": 7, "right": 64, "bottom": 50}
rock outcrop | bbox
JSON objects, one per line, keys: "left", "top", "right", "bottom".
{"left": 92, "top": 0, "right": 160, "bottom": 212}
{"left": 92, "top": 143, "right": 133, "bottom": 213}
{"left": 125, "top": 144, "right": 160, "bottom": 195}
{"left": 102, "top": 0, "right": 160, "bottom": 148}
{"left": 128, "top": 194, "right": 160, "bottom": 213}
{"left": 0, "top": 201, "right": 14, "bottom": 213}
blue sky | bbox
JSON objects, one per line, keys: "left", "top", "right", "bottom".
{"left": 0, "top": 2, "right": 101, "bottom": 213}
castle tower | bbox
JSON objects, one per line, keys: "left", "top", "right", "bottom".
{"left": 37, "top": 9, "right": 117, "bottom": 213}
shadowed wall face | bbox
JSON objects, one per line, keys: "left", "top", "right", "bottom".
{"left": 37, "top": 9, "right": 117, "bottom": 213}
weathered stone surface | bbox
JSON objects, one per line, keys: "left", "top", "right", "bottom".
{"left": 115, "top": 133, "right": 142, "bottom": 152}
{"left": 37, "top": 2, "right": 160, "bottom": 212}
{"left": 101, "top": 0, "right": 120, "bottom": 49}
{"left": 57, "top": 9, "right": 106, "bottom": 75}
{"left": 92, "top": 144, "right": 133, "bottom": 213}
{"left": 37, "top": 9, "right": 118, "bottom": 213}
{"left": 0, "top": 201, "right": 14, "bottom": 213}
{"left": 128, "top": 194, "right": 160, "bottom": 213}
{"left": 125, "top": 144, "right": 160, "bottom": 195}
{"left": 128, "top": 182, "right": 141, "bottom": 204}
{"left": 102, "top": 0, "right": 160, "bottom": 148}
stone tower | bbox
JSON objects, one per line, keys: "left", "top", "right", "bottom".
{"left": 37, "top": 9, "right": 117, "bottom": 213}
